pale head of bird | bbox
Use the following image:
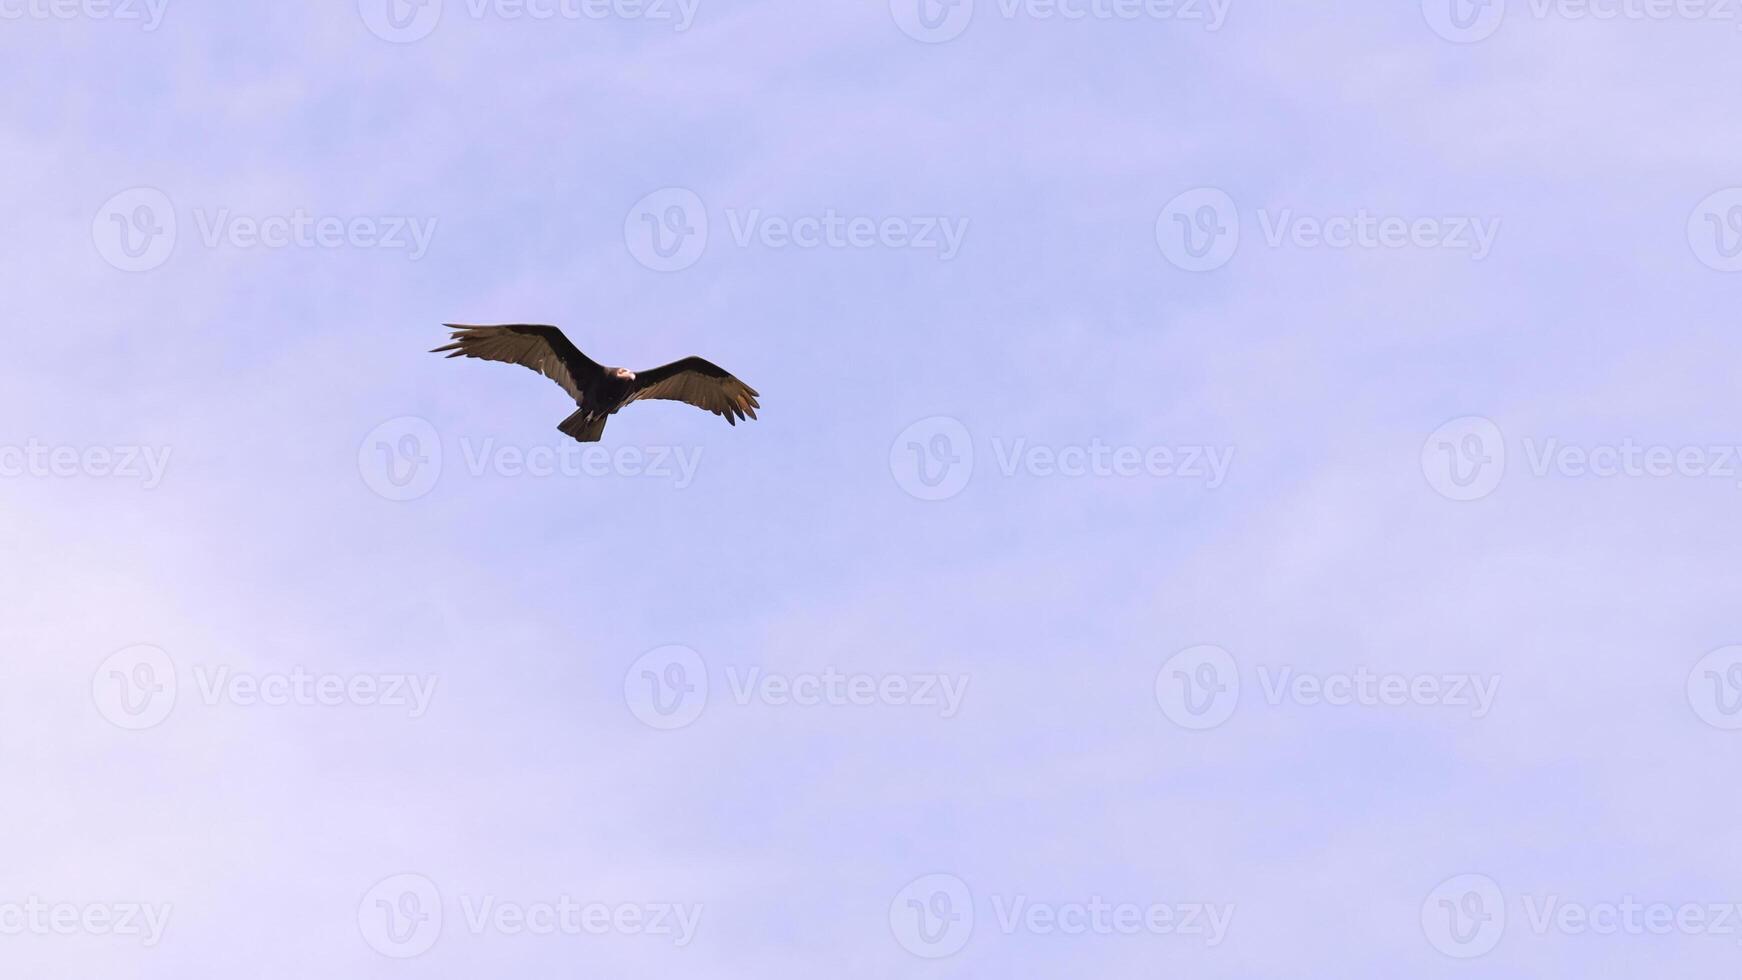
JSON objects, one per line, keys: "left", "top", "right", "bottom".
{"left": 611, "top": 367, "right": 637, "bottom": 381}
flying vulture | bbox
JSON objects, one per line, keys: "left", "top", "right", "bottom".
{"left": 432, "top": 324, "right": 760, "bottom": 443}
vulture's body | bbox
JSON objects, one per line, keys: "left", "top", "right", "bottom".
{"left": 432, "top": 324, "right": 760, "bottom": 443}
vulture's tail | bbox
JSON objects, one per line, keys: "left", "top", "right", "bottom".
{"left": 558, "top": 409, "right": 607, "bottom": 443}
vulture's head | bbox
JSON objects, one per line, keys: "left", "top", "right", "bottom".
{"left": 611, "top": 367, "right": 637, "bottom": 381}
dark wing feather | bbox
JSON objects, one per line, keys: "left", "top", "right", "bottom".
{"left": 431, "top": 324, "right": 602, "bottom": 401}
{"left": 625, "top": 357, "right": 760, "bottom": 426}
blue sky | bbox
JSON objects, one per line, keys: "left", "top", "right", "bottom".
{"left": 5, "top": 0, "right": 1742, "bottom": 976}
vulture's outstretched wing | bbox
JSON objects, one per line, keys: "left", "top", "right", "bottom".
{"left": 431, "top": 324, "right": 602, "bottom": 401}
{"left": 626, "top": 357, "right": 760, "bottom": 425}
